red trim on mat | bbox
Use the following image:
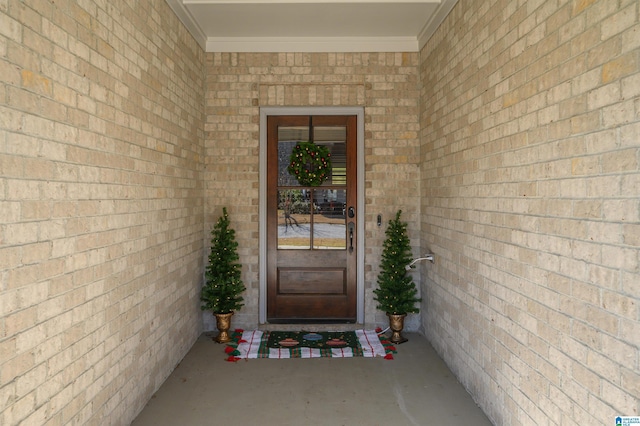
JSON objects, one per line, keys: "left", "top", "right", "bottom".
{"left": 362, "top": 330, "right": 375, "bottom": 353}
{"left": 247, "top": 330, "right": 259, "bottom": 354}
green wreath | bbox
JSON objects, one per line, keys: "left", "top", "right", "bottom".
{"left": 287, "top": 141, "right": 332, "bottom": 186}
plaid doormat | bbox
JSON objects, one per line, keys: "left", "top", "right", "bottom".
{"left": 224, "top": 329, "right": 396, "bottom": 361}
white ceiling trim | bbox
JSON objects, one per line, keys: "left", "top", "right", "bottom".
{"left": 166, "top": 0, "right": 458, "bottom": 53}
{"left": 184, "top": 0, "right": 438, "bottom": 3}
{"left": 206, "top": 36, "right": 419, "bottom": 53}
{"left": 418, "top": 0, "right": 457, "bottom": 50}
{"left": 166, "top": 0, "right": 208, "bottom": 49}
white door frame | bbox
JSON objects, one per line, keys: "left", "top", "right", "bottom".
{"left": 259, "top": 106, "right": 365, "bottom": 324}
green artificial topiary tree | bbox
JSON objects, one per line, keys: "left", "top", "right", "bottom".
{"left": 373, "top": 210, "right": 421, "bottom": 315}
{"left": 201, "top": 207, "right": 246, "bottom": 314}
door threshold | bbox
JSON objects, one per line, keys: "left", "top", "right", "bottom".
{"left": 259, "top": 323, "right": 363, "bottom": 332}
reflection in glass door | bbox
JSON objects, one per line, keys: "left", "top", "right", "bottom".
{"left": 276, "top": 125, "right": 347, "bottom": 251}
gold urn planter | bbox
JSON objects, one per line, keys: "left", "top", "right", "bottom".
{"left": 213, "top": 312, "right": 234, "bottom": 343}
{"left": 387, "top": 313, "right": 409, "bottom": 344}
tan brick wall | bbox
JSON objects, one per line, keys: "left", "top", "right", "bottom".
{"left": 5, "top": 0, "right": 636, "bottom": 424}
{"left": 1, "top": 1, "right": 204, "bottom": 424}
{"left": 420, "top": 0, "right": 640, "bottom": 424}
{"left": 204, "top": 52, "right": 422, "bottom": 329}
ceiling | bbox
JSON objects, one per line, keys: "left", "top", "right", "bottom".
{"left": 165, "top": 0, "right": 459, "bottom": 52}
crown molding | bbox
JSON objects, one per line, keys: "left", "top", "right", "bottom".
{"left": 206, "top": 36, "right": 419, "bottom": 53}
{"left": 165, "top": 0, "right": 207, "bottom": 50}
{"left": 417, "top": 0, "right": 458, "bottom": 50}
{"left": 167, "top": 0, "right": 454, "bottom": 53}
{"left": 185, "top": 0, "right": 435, "bottom": 3}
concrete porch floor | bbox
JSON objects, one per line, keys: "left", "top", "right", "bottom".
{"left": 132, "top": 332, "right": 493, "bottom": 426}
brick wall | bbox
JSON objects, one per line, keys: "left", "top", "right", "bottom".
{"left": 5, "top": 0, "right": 636, "bottom": 424}
{"left": 204, "top": 52, "right": 421, "bottom": 329}
{"left": 420, "top": 0, "right": 639, "bottom": 424}
{"left": 1, "top": 1, "right": 204, "bottom": 424}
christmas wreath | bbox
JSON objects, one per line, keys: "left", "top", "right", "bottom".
{"left": 287, "top": 141, "right": 332, "bottom": 186}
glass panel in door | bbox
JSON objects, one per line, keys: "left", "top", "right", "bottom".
{"left": 276, "top": 124, "right": 347, "bottom": 251}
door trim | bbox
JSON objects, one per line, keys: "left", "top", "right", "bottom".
{"left": 259, "top": 107, "right": 365, "bottom": 324}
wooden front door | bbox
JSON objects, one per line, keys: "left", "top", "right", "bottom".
{"left": 267, "top": 115, "right": 357, "bottom": 322}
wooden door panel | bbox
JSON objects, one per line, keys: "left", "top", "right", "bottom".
{"left": 278, "top": 268, "right": 346, "bottom": 294}
{"left": 270, "top": 296, "right": 349, "bottom": 320}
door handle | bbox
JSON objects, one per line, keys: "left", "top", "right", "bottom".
{"left": 348, "top": 222, "right": 354, "bottom": 253}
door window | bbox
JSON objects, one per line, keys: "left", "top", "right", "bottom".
{"left": 275, "top": 124, "right": 347, "bottom": 250}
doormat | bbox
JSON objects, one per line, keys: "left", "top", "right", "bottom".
{"left": 224, "top": 329, "right": 396, "bottom": 361}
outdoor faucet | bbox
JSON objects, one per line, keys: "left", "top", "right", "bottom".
{"left": 405, "top": 253, "right": 435, "bottom": 270}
